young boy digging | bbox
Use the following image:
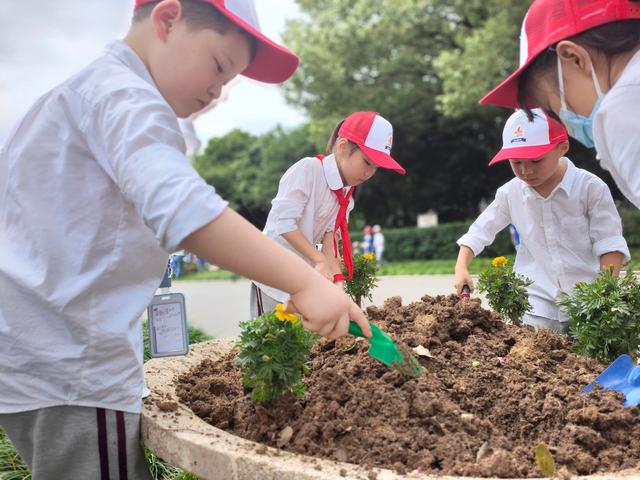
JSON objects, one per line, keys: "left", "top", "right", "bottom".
{"left": 0, "top": 1, "right": 371, "bottom": 478}
{"left": 455, "top": 109, "right": 629, "bottom": 332}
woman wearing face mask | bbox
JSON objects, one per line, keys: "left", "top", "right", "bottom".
{"left": 480, "top": 0, "right": 640, "bottom": 207}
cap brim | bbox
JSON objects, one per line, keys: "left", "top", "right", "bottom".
{"left": 361, "top": 145, "right": 406, "bottom": 175}
{"left": 479, "top": 65, "right": 526, "bottom": 108}
{"left": 218, "top": 9, "right": 299, "bottom": 84}
{"left": 488, "top": 142, "right": 558, "bottom": 166}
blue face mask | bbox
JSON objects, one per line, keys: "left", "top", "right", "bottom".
{"left": 557, "top": 55, "right": 605, "bottom": 149}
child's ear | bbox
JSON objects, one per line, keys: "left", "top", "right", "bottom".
{"left": 334, "top": 137, "right": 348, "bottom": 156}
{"left": 558, "top": 140, "right": 570, "bottom": 156}
{"left": 556, "top": 40, "right": 592, "bottom": 77}
{"left": 150, "top": 0, "right": 183, "bottom": 41}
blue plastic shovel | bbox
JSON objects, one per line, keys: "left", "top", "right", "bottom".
{"left": 583, "top": 354, "right": 640, "bottom": 407}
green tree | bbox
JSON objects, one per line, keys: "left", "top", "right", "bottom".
{"left": 282, "top": 0, "right": 516, "bottom": 224}
{"left": 280, "top": 0, "right": 627, "bottom": 224}
{"left": 433, "top": 0, "right": 529, "bottom": 119}
{"left": 195, "top": 125, "right": 318, "bottom": 228}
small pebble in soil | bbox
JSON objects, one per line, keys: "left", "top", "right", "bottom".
{"left": 255, "top": 445, "right": 267, "bottom": 455}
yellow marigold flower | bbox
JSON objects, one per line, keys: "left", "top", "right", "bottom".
{"left": 363, "top": 253, "right": 375, "bottom": 261}
{"left": 492, "top": 256, "right": 509, "bottom": 267}
{"left": 274, "top": 303, "right": 298, "bottom": 324}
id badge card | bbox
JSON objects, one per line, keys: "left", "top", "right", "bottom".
{"left": 147, "top": 293, "right": 189, "bottom": 357}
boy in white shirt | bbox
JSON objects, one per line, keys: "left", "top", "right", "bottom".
{"left": 0, "top": 1, "right": 372, "bottom": 478}
{"left": 454, "top": 109, "right": 629, "bottom": 332}
{"left": 251, "top": 111, "right": 405, "bottom": 317}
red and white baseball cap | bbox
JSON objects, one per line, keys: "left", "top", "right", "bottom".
{"left": 134, "top": 0, "right": 299, "bottom": 84}
{"left": 338, "top": 112, "right": 405, "bottom": 174}
{"left": 488, "top": 108, "right": 568, "bottom": 166}
{"left": 480, "top": 0, "right": 640, "bottom": 108}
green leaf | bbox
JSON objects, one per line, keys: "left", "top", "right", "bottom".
{"left": 534, "top": 442, "right": 556, "bottom": 478}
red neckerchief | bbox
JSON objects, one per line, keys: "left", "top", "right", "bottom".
{"left": 316, "top": 155, "right": 355, "bottom": 282}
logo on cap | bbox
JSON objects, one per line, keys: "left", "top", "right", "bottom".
{"left": 511, "top": 124, "right": 527, "bottom": 144}
{"left": 385, "top": 134, "right": 393, "bottom": 152}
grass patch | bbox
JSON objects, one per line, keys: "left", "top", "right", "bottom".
{"left": 0, "top": 428, "right": 31, "bottom": 480}
{"left": 178, "top": 255, "right": 516, "bottom": 280}
{"left": 1, "top": 322, "right": 212, "bottom": 480}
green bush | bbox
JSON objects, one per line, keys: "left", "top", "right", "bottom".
{"left": 351, "top": 222, "right": 515, "bottom": 262}
{"left": 560, "top": 268, "right": 640, "bottom": 364}
{"left": 477, "top": 256, "right": 533, "bottom": 326}
{"left": 344, "top": 253, "right": 379, "bottom": 307}
{"left": 235, "top": 306, "right": 318, "bottom": 403}
{"left": 621, "top": 208, "right": 640, "bottom": 250}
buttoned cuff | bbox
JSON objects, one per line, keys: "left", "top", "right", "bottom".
{"left": 457, "top": 234, "right": 485, "bottom": 256}
{"left": 593, "top": 236, "right": 631, "bottom": 264}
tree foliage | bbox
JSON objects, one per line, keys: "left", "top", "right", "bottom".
{"left": 196, "top": 0, "right": 627, "bottom": 228}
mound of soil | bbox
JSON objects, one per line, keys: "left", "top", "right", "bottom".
{"left": 175, "top": 295, "right": 640, "bottom": 478}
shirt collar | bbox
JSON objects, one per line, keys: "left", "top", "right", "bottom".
{"left": 322, "top": 154, "right": 346, "bottom": 191}
{"left": 521, "top": 157, "right": 575, "bottom": 200}
{"left": 105, "top": 40, "right": 157, "bottom": 88}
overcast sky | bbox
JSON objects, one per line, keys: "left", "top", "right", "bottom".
{"left": 0, "top": 0, "right": 307, "bottom": 146}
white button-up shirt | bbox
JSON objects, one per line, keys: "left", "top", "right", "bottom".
{"left": 594, "top": 49, "right": 640, "bottom": 208}
{"left": 0, "top": 41, "right": 227, "bottom": 414}
{"left": 458, "top": 158, "right": 629, "bottom": 321}
{"left": 254, "top": 154, "right": 353, "bottom": 302}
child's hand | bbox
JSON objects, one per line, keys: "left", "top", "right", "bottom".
{"left": 454, "top": 270, "right": 474, "bottom": 296}
{"left": 286, "top": 278, "right": 371, "bottom": 340}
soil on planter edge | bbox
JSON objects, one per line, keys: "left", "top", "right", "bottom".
{"left": 174, "top": 294, "right": 640, "bottom": 478}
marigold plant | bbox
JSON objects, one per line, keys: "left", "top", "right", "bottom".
{"left": 559, "top": 268, "right": 640, "bottom": 364}
{"left": 235, "top": 304, "right": 318, "bottom": 403}
{"left": 345, "top": 253, "right": 379, "bottom": 307}
{"left": 477, "top": 256, "right": 533, "bottom": 326}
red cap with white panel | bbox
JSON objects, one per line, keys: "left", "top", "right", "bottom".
{"left": 338, "top": 111, "right": 405, "bottom": 174}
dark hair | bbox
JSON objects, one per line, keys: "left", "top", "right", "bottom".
{"left": 518, "top": 19, "right": 640, "bottom": 119}
{"left": 325, "top": 118, "right": 359, "bottom": 155}
{"left": 133, "top": 0, "right": 257, "bottom": 56}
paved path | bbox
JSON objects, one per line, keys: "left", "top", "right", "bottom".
{"left": 170, "top": 275, "right": 486, "bottom": 339}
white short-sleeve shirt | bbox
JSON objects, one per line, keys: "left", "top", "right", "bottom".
{"left": 0, "top": 41, "right": 228, "bottom": 414}
{"left": 253, "top": 154, "right": 353, "bottom": 302}
{"left": 457, "top": 158, "right": 629, "bottom": 321}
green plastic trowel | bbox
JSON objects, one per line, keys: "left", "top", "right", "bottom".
{"left": 348, "top": 321, "right": 423, "bottom": 377}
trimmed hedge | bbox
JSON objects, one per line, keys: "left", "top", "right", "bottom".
{"left": 351, "top": 221, "right": 515, "bottom": 262}
{"left": 351, "top": 208, "right": 640, "bottom": 263}
{"left": 621, "top": 208, "right": 640, "bottom": 249}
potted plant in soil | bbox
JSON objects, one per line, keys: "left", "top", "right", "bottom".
{"left": 477, "top": 256, "right": 533, "bottom": 326}
{"left": 344, "top": 252, "right": 379, "bottom": 307}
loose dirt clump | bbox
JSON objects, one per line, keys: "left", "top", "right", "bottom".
{"left": 175, "top": 294, "right": 640, "bottom": 478}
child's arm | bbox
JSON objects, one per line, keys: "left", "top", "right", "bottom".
{"left": 181, "top": 208, "right": 371, "bottom": 339}
{"left": 281, "top": 230, "right": 334, "bottom": 281}
{"left": 320, "top": 231, "right": 344, "bottom": 288}
{"left": 586, "top": 180, "right": 631, "bottom": 277}
{"left": 454, "top": 188, "right": 511, "bottom": 295}
{"left": 600, "top": 252, "right": 624, "bottom": 277}
{"left": 454, "top": 246, "right": 476, "bottom": 294}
